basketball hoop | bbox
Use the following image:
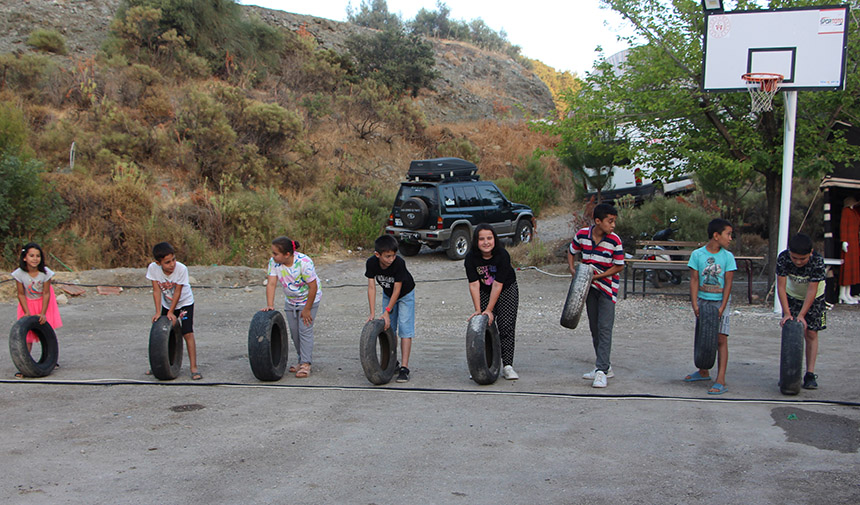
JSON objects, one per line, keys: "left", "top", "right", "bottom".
{"left": 741, "top": 72, "right": 784, "bottom": 112}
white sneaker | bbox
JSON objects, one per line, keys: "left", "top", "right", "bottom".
{"left": 502, "top": 365, "right": 519, "bottom": 380}
{"left": 592, "top": 370, "right": 607, "bottom": 388}
{"left": 583, "top": 367, "right": 614, "bottom": 380}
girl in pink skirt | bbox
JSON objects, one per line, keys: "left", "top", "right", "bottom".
{"left": 11, "top": 243, "right": 63, "bottom": 376}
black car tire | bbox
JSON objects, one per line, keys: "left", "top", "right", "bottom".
{"left": 693, "top": 304, "right": 719, "bottom": 370}
{"left": 779, "top": 320, "right": 804, "bottom": 395}
{"left": 466, "top": 315, "right": 501, "bottom": 385}
{"left": 400, "top": 197, "right": 428, "bottom": 229}
{"left": 359, "top": 319, "right": 398, "bottom": 385}
{"left": 398, "top": 240, "right": 421, "bottom": 256}
{"left": 446, "top": 227, "right": 470, "bottom": 260}
{"left": 9, "top": 316, "right": 59, "bottom": 378}
{"left": 513, "top": 219, "right": 533, "bottom": 245}
{"left": 149, "top": 316, "right": 183, "bottom": 380}
{"left": 248, "top": 310, "right": 288, "bottom": 381}
{"left": 560, "top": 264, "right": 593, "bottom": 329}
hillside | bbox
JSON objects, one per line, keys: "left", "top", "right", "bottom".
{"left": 0, "top": 0, "right": 555, "bottom": 122}
{"left": 0, "top": 0, "right": 566, "bottom": 270}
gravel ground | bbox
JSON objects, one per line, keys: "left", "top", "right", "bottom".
{"left": 1, "top": 213, "right": 858, "bottom": 503}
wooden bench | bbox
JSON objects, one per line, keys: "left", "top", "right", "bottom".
{"left": 623, "top": 240, "right": 763, "bottom": 304}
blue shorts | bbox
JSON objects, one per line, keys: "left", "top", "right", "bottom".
{"left": 382, "top": 290, "right": 415, "bottom": 339}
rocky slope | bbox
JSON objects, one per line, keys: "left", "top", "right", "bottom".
{"left": 0, "top": 0, "right": 555, "bottom": 122}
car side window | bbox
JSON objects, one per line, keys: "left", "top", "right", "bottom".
{"left": 442, "top": 186, "right": 456, "bottom": 208}
{"left": 478, "top": 184, "right": 506, "bottom": 208}
{"left": 462, "top": 185, "right": 480, "bottom": 207}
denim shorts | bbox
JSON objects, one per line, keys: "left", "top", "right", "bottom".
{"left": 698, "top": 297, "right": 730, "bottom": 335}
{"left": 382, "top": 290, "right": 415, "bottom": 339}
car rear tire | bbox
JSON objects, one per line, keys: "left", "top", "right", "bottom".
{"left": 398, "top": 240, "right": 421, "bottom": 256}
{"left": 513, "top": 219, "right": 533, "bottom": 245}
{"left": 446, "top": 228, "right": 470, "bottom": 260}
{"left": 400, "top": 197, "right": 428, "bottom": 229}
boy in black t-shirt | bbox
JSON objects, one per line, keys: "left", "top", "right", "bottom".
{"left": 365, "top": 235, "right": 416, "bottom": 382}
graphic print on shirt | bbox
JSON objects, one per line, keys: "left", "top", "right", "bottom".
{"left": 477, "top": 264, "right": 497, "bottom": 286}
{"left": 375, "top": 274, "right": 395, "bottom": 290}
{"left": 702, "top": 257, "right": 722, "bottom": 289}
{"left": 25, "top": 280, "right": 45, "bottom": 298}
{"left": 156, "top": 280, "right": 177, "bottom": 304}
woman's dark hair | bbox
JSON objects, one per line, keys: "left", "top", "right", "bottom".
{"left": 272, "top": 236, "right": 300, "bottom": 255}
{"left": 470, "top": 224, "right": 502, "bottom": 258}
{"left": 19, "top": 242, "right": 47, "bottom": 273}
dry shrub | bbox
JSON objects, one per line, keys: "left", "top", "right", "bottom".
{"left": 508, "top": 238, "right": 557, "bottom": 267}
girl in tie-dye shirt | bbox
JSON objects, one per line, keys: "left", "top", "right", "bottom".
{"left": 263, "top": 237, "right": 321, "bottom": 378}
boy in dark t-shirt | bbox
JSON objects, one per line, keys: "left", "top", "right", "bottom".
{"left": 776, "top": 233, "right": 827, "bottom": 390}
{"left": 365, "top": 235, "right": 416, "bottom": 382}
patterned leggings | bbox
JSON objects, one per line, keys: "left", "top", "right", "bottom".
{"left": 479, "top": 280, "right": 519, "bottom": 366}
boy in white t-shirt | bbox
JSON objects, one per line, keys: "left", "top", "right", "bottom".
{"left": 146, "top": 242, "right": 201, "bottom": 380}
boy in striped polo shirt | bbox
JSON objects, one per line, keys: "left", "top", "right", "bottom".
{"left": 567, "top": 203, "right": 625, "bottom": 388}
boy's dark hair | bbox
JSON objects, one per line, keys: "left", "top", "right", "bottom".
{"left": 788, "top": 233, "right": 813, "bottom": 254}
{"left": 593, "top": 203, "right": 618, "bottom": 221}
{"left": 272, "top": 236, "right": 300, "bottom": 255}
{"left": 19, "top": 242, "right": 47, "bottom": 273}
{"left": 707, "top": 218, "right": 733, "bottom": 239}
{"left": 374, "top": 235, "right": 399, "bottom": 254}
{"left": 152, "top": 242, "right": 175, "bottom": 262}
{"left": 470, "top": 223, "right": 502, "bottom": 258}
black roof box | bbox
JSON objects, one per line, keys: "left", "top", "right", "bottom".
{"left": 407, "top": 157, "right": 479, "bottom": 181}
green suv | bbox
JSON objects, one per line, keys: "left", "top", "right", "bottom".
{"left": 384, "top": 158, "right": 535, "bottom": 260}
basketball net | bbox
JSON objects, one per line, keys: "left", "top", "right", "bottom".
{"left": 741, "top": 73, "right": 784, "bottom": 113}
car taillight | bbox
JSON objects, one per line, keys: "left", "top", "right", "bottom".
{"left": 436, "top": 217, "right": 443, "bottom": 229}
{"left": 388, "top": 214, "right": 394, "bottom": 226}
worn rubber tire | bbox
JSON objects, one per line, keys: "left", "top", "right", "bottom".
{"left": 779, "top": 320, "right": 804, "bottom": 395}
{"left": 466, "top": 315, "right": 501, "bottom": 385}
{"left": 398, "top": 240, "right": 421, "bottom": 257}
{"left": 513, "top": 219, "right": 533, "bottom": 245}
{"left": 693, "top": 304, "right": 719, "bottom": 370}
{"left": 9, "top": 316, "right": 59, "bottom": 378}
{"left": 446, "top": 227, "right": 471, "bottom": 260}
{"left": 247, "top": 310, "right": 288, "bottom": 381}
{"left": 359, "top": 319, "right": 398, "bottom": 385}
{"left": 149, "top": 315, "right": 183, "bottom": 380}
{"left": 401, "top": 197, "right": 428, "bottom": 229}
{"left": 560, "top": 264, "right": 593, "bottom": 329}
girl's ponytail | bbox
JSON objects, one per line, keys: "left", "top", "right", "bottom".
{"left": 272, "top": 236, "right": 300, "bottom": 254}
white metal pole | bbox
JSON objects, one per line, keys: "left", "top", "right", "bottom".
{"left": 774, "top": 90, "right": 798, "bottom": 313}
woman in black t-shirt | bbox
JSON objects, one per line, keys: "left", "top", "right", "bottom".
{"left": 464, "top": 224, "right": 520, "bottom": 379}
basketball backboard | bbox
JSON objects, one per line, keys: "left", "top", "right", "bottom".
{"left": 702, "top": 5, "right": 849, "bottom": 92}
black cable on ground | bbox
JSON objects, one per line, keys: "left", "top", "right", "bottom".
{"left": 1, "top": 378, "right": 858, "bottom": 407}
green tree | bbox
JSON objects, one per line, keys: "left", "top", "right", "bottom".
{"left": 345, "top": 25, "right": 439, "bottom": 98}
{"left": 546, "top": 0, "right": 860, "bottom": 278}
{"left": 346, "top": 0, "right": 402, "bottom": 30}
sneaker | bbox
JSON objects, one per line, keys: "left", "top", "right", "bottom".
{"left": 592, "top": 370, "right": 608, "bottom": 388}
{"left": 583, "top": 367, "right": 614, "bottom": 380}
{"left": 396, "top": 366, "right": 410, "bottom": 383}
{"left": 802, "top": 372, "right": 818, "bottom": 390}
{"left": 502, "top": 365, "right": 519, "bottom": 380}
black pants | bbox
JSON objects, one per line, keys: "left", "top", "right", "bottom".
{"left": 479, "top": 281, "right": 518, "bottom": 366}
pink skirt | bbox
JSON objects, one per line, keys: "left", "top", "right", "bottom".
{"left": 16, "top": 286, "right": 63, "bottom": 344}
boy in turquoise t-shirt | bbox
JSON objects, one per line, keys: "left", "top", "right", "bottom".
{"left": 684, "top": 218, "right": 737, "bottom": 395}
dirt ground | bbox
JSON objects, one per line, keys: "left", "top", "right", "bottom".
{"left": 1, "top": 246, "right": 859, "bottom": 503}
